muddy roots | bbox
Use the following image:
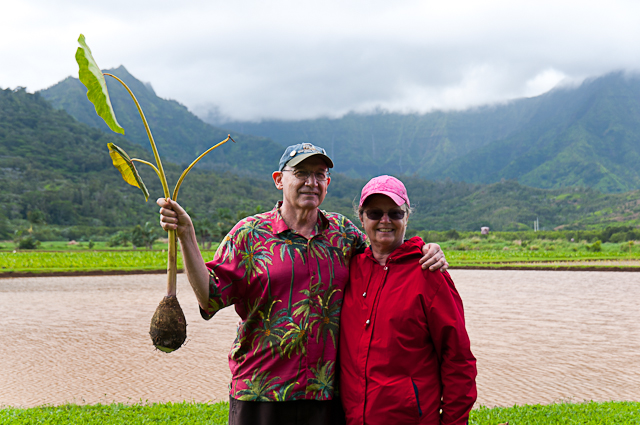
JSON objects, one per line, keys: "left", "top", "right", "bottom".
{"left": 149, "top": 295, "right": 187, "bottom": 353}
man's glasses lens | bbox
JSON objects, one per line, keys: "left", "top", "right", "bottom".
{"left": 365, "top": 209, "right": 406, "bottom": 220}
{"left": 284, "top": 170, "right": 329, "bottom": 181}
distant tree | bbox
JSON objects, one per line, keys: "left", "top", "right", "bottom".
{"left": 0, "top": 213, "right": 9, "bottom": 240}
{"left": 27, "top": 209, "right": 46, "bottom": 224}
{"left": 131, "top": 222, "right": 158, "bottom": 250}
{"left": 193, "top": 217, "right": 214, "bottom": 250}
{"left": 445, "top": 229, "right": 460, "bottom": 240}
{"left": 13, "top": 228, "right": 40, "bottom": 249}
{"left": 213, "top": 208, "right": 236, "bottom": 242}
{"left": 108, "top": 230, "right": 130, "bottom": 247}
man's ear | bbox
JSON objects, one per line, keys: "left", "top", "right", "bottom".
{"left": 272, "top": 171, "right": 284, "bottom": 190}
{"left": 326, "top": 176, "right": 331, "bottom": 187}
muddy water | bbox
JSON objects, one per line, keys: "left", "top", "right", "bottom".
{"left": 0, "top": 270, "right": 639, "bottom": 408}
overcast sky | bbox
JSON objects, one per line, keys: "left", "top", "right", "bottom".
{"left": 3, "top": 0, "right": 640, "bottom": 122}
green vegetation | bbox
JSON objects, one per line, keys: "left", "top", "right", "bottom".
{"left": 470, "top": 401, "right": 640, "bottom": 423}
{"left": 0, "top": 401, "right": 229, "bottom": 425}
{"left": 1, "top": 401, "right": 638, "bottom": 424}
{"left": 39, "top": 66, "right": 282, "bottom": 177}
{"left": 3, "top": 234, "right": 639, "bottom": 274}
{"left": 0, "top": 248, "right": 217, "bottom": 274}
{"left": 222, "top": 72, "right": 640, "bottom": 193}
{"left": 417, "top": 228, "right": 640, "bottom": 269}
{"left": 5, "top": 85, "right": 640, "bottom": 245}
{"left": 0, "top": 87, "right": 279, "bottom": 235}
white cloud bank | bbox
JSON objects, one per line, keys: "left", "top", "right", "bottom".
{"left": 2, "top": 0, "right": 640, "bottom": 121}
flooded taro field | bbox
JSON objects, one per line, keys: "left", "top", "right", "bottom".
{"left": 1, "top": 270, "right": 639, "bottom": 408}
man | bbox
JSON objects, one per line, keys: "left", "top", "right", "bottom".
{"left": 157, "top": 143, "right": 448, "bottom": 425}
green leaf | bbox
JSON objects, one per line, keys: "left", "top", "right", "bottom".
{"left": 107, "top": 143, "right": 150, "bottom": 201}
{"left": 75, "top": 34, "right": 125, "bottom": 135}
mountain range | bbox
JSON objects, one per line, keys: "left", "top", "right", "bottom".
{"left": 3, "top": 86, "right": 640, "bottom": 236}
{"left": 39, "top": 66, "right": 282, "bottom": 177}
{"left": 40, "top": 67, "right": 640, "bottom": 193}
{"left": 221, "top": 72, "right": 640, "bottom": 193}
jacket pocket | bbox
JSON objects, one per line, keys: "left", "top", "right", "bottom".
{"left": 411, "top": 377, "right": 423, "bottom": 418}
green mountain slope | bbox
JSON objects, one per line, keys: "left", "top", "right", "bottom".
{"left": 1, "top": 87, "right": 280, "bottom": 231}
{"left": 221, "top": 72, "right": 640, "bottom": 192}
{"left": 3, "top": 87, "right": 640, "bottom": 239}
{"left": 39, "top": 66, "right": 282, "bottom": 176}
{"left": 439, "top": 72, "right": 640, "bottom": 192}
{"left": 224, "top": 103, "right": 535, "bottom": 179}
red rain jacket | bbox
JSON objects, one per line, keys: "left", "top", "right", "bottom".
{"left": 339, "top": 237, "right": 477, "bottom": 425}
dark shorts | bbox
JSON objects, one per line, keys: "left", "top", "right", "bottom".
{"left": 228, "top": 396, "right": 346, "bottom": 425}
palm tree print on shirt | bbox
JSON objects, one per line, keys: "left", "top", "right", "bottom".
{"left": 202, "top": 206, "right": 368, "bottom": 401}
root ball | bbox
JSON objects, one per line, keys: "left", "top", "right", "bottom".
{"left": 149, "top": 295, "right": 187, "bottom": 353}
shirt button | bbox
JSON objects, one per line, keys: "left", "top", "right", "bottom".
{"left": 362, "top": 292, "right": 367, "bottom": 297}
{"left": 365, "top": 319, "right": 370, "bottom": 325}
{"left": 384, "top": 266, "right": 388, "bottom": 270}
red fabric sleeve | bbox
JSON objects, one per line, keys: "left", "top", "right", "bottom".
{"left": 199, "top": 221, "right": 248, "bottom": 319}
{"left": 426, "top": 270, "right": 477, "bottom": 425}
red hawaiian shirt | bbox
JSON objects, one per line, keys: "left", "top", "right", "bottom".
{"left": 201, "top": 202, "right": 367, "bottom": 401}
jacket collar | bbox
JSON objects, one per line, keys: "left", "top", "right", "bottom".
{"left": 364, "top": 236, "right": 425, "bottom": 264}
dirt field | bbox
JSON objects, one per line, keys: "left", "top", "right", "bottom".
{"left": 1, "top": 270, "right": 638, "bottom": 408}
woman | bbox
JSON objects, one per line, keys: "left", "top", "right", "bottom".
{"left": 339, "top": 175, "right": 477, "bottom": 425}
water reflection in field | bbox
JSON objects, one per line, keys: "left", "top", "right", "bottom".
{"left": 0, "top": 270, "right": 638, "bottom": 408}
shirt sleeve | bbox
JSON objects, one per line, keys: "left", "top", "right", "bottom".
{"left": 345, "top": 217, "right": 369, "bottom": 254}
{"left": 426, "top": 271, "right": 477, "bottom": 425}
{"left": 199, "top": 219, "right": 250, "bottom": 320}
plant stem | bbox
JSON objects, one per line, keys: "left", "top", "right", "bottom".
{"left": 104, "top": 73, "right": 176, "bottom": 296}
{"left": 172, "top": 136, "right": 234, "bottom": 201}
{"left": 131, "top": 159, "right": 162, "bottom": 181}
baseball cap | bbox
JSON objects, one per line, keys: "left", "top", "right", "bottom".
{"left": 359, "top": 175, "right": 410, "bottom": 207}
{"left": 278, "top": 143, "right": 334, "bottom": 171}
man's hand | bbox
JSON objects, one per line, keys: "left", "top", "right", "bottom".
{"left": 157, "top": 198, "right": 193, "bottom": 238}
{"left": 419, "top": 243, "right": 449, "bottom": 272}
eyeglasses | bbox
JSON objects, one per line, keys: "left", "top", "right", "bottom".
{"left": 282, "top": 169, "right": 330, "bottom": 182}
{"left": 364, "top": 209, "right": 406, "bottom": 220}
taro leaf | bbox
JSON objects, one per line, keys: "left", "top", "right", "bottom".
{"left": 76, "top": 34, "right": 125, "bottom": 135}
{"left": 107, "top": 143, "right": 150, "bottom": 201}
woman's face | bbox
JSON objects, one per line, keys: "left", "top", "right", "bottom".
{"left": 360, "top": 194, "right": 408, "bottom": 252}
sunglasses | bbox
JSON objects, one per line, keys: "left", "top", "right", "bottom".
{"left": 364, "top": 209, "right": 406, "bottom": 220}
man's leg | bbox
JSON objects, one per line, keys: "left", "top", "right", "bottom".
{"left": 229, "top": 397, "right": 346, "bottom": 425}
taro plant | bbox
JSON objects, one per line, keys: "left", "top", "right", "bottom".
{"left": 75, "top": 34, "right": 234, "bottom": 352}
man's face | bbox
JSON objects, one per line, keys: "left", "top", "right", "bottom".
{"left": 272, "top": 156, "right": 331, "bottom": 212}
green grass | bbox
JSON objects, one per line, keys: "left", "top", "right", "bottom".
{"left": 470, "top": 401, "right": 640, "bottom": 424}
{"left": 0, "top": 401, "right": 229, "bottom": 424}
{"left": 2, "top": 237, "right": 639, "bottom": 273}
{"left": 0, "top": 249, "right": 218, "bottom": 274}
{"left": 1, "top": 401, "right": 638, "bottom": 424}
{"left": 439, "top": 237, "right": 640, "bottom": 269}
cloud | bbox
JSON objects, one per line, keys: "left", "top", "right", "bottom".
{"left": 3, "top": 0, "right": 640, "bottom": 121}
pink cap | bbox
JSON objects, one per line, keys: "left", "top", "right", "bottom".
{"left": 359, "top": 175, "right": 410, "bottom": 207}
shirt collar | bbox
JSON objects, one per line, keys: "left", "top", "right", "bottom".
{"left": 272, "top": 201, "right": 329, "bottom": 236}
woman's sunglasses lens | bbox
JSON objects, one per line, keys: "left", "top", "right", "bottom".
{"left": 366, "top": 210, "right": 383, "bottom": 220}
{"left": 389, "top": 210, "right": 405, "bottom": 220}
{"left": 365, "top": 209, "right": 405, "bottom": 220}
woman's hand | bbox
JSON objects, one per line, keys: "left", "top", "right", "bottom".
{"left": 419, "top": 243, "right": 449, "bottom": 271}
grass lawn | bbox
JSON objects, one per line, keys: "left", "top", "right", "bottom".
{"left": 1, "top": 400, "right": 638, "bottom": 424}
